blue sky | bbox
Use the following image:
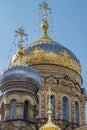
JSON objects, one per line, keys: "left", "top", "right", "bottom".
{"left": 0, "top": 0, "right": 87, "bottom": 91}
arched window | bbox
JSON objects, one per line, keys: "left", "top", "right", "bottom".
{"left": 11, "top": 100, "right": 16, "bottom": 119}
{"left": 85, "top": 103, "right": 87, "bottom": 124}
{"left": 23, "top": 101, "right": 29, "bottom": 120}
{"left": 37, "top": 94, "right": 40, "bottom": 117}
{"left": 75, "top": 101, "right": 79, "bottom": 125}
{"left": 47, "top": 95, "right": 55, "bottom": 119}
{"left": 62, "top": 96, "right": 69, "bottom": 121}
{"left": 1, "top": 103, "right": 4, "bottom": 120}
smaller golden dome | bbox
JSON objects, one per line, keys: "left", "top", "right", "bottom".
{"left": 39, "top": 112, "right": 61, "bottom": 130}
{"left": 39, "top": 87, "right": 61, "bottom": 130}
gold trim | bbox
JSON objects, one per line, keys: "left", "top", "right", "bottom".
{"left": 10, "top": 47, "right": 81, "bottom": 74}
{"left": 31, "top": 32, "right": 57, "bottom": 45}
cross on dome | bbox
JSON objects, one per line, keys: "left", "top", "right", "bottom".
{"left": 15, "top": 27, "right": 28, "bottom": 57}
{"left": 15, "top": 27, "right": 28, "bottom": 49}
{"left": 39, "top": 0, "right": 51, "bottom": 33}
{"left": 39, "top": 0, "right": 51, "bottom": 23}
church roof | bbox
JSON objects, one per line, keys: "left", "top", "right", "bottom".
{"left": 10, "top": 0, "right": 81, "bottom": 75}
{"left": 0, "top": 65, "right": 42, "bottom": 92}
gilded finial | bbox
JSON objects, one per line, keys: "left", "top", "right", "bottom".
{"left": 47, "top": 86, "right": 52, "bottom": 120}
{"left": 39, "top": 0, "right": 51, "bottom": 33}
{"left": 31, "top": 1, "right": 57, "bottom": 44}
{"left": 15, "top": 27, "right": 28, "bottom": 57}
{"left": 39, "top": 86, "right": 61, "bottom": 130}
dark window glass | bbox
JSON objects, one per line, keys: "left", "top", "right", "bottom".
{"left": 1, "top": 103, "right": 4, "bottom": 120}
{"left": 11, "top": 100, "right": 16, "bottom": 119}
{"left": 62, "top": 96, "right": 69, "bottom": 121}
{"left": 37, "top": 95, "right": 40, "bottom": 117}
{"left": 23, "top": 101, "right": 28, "bottom": 120}
{"left": 75, "top": 101, "right": 79, "bottom": 125}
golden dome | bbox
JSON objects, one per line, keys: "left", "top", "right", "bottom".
{"left": 10, "top": 27, "right": 82, "bottom": 74}
{"left": 10, "top": 1, "right": 82, "bottom": 75}
{"left": 39, "top": 112, "right": 61, "bottom": 130}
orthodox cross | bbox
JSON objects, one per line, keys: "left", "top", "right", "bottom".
{"left": 39, "top": 0, "right": 51, "bottom": 23}
{"left": 15, "top": 27, "right": 28, "bottom": 49}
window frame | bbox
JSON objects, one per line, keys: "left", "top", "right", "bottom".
{"left": 75, "top": 101, "right": 79, "bottom": 125}
{"left": 62, "top": 96, "right": 69, "bottom": 121}
{"left": 23, "top": 100, "right": 29, "bottom": 121}
{"left": 11, "top": 99, "right": 16, "bottom": 119}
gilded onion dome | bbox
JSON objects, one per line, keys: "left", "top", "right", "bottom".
{"left": 10, "top": 1, "right": 82, "bottom": 75}
{"left": 39, "top": 108, "right": 61, "bottom": 130}
{"left": 39, "top": 87, "right": 61, "bottom": 130}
